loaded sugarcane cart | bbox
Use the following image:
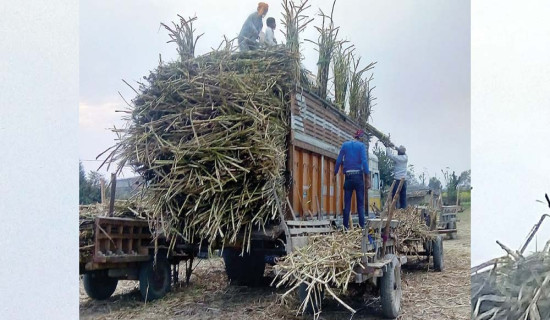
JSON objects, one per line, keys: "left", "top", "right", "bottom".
{"left": 79, "top": 204, "right": 197, "bottom": 301}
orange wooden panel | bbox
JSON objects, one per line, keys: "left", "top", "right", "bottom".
{"left": 292, "top": 148, "right": 301, "bottom": 216}
{"left": 311, "top": 154, "right": 319, "bottom": 214}
{"left": 302, "top": 150, "right": 311, "bottom": 216}
{"left": 321, "top": 157, "right": 328, "bottom": 215}
{"left": 329, "top": 161, "right": 335, "bottom": 215}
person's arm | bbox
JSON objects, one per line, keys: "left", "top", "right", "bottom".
{"left": 362, "top": 144, "right": 371, "bottom": 189}
{"left": 361, "top": 144, "right": 369, "bottom": 175}
{"left": 335, "top": 145, "right": 345, "bottom": 175}
{"left": 386, "top": 146, "right": 399, "bottom": 161}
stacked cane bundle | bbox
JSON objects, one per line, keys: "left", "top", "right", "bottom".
{"left": 103, "top": 47, "right": 298, "bottom": 252}
{"left": 471, "top": 212, "right": 550, "bottom": 320}
{"left": 391, "top": 207, "right": 438, "bottom": 253}
{"left": 471, "top": 251, "right": 550, "bottom": 319}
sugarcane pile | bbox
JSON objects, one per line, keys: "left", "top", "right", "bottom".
{"left": 392, "top": 207, "right": 439, "bottom": 254}
{"left": 103, "top": 46, "right": 298, "bottom": 252}
{"left": 471, "top": 213, "right": 550, "bottom": 320}
{"left": 272, "top": 228, "right": 375, "bottom": 317}
{"left": 471, "top": 251, "right": 550, "bottom": 319}
{"left": 79, "top": 201, "right": 147, "bottom": 261}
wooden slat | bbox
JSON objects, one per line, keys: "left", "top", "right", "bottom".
{"left": 286, "top": 220, "right": 332, "bottom": 227}
{"left": 289, "top": 227, "right": 332, "bottom": 235}
{"left": 93, "top": 255, "right": 150, "bottom": 264}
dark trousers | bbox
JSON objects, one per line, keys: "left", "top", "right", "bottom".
{"left": 391, "top": 179, "right": 407, "bottom": 209}
{"left": 343, "top": 173, "right": 365, "bottom": 229}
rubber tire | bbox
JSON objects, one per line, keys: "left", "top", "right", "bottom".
{"left": 432, "top": 236, "right": 444, "bottom": 271}
{"left": 222, "top": 248, "right": 265, "bottom": 286}
{"left": 139, "top": 258, "right": 171, "bottom": 301}
{"left": 380, "top": 255, "right": 402, "bottom": 319}
{"left": 448, "top": 221, "right": 457, "bottom": 240}
{"left": 298, "top": 283, "right": 325, "bottom": 314}
{"left": 83, "top": 272, "right": 118, "bottom": 300}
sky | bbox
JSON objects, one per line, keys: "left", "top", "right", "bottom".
{"left": 470, "top": 1, "right": 550, "bottom": 266}
{"left": 79, "top": 0, "right": 471, "bottom": 182}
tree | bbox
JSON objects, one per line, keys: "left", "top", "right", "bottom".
{"left": 458, "top": 169, "right": 471, "bottom": 187}
{"left": 406, "top": 164, "right": 420, "bottom": 187}
{"left": 79, "top": 161, "right": 103, "bottom": 205}
{"left": 418, "top": 171, "right": 427, "bottom": 187}
{"left": 428, "top": 177, "right": 442, "bottom": 191}
{"left": 373, "top": 142, "right": 394, "bottom": 190}
{"left": 441, "top": 168, "right": 460, "bottom": 204}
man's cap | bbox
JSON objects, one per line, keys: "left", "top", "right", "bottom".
{"left": 397, "top": 145, "right": 406, "bottom": 153}
{"left": 354, "top": 129, "right": 365, "bottom": 139}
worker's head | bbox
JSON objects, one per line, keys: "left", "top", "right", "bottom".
{"left": 266, "top": 17, "right": 276, "bottom": 29}
{"left": 257, "top": 2, "right": 269, "bottom": 17}
{"left": 397, "top": 145, "right": 406, "bottom": 155}
{"left": 354, "top": 129, "right": 365, "bottom": 140}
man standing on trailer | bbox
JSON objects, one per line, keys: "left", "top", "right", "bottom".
{"left": 386, "top": 145, "right": 408, "bottom": 209}
{"left": 335, "top": 129, "right": 371, "bottom": 229}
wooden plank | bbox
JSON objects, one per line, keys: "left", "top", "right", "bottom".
{"left": 286, "top": 220, "right": 332, "bottom": 227}
{"left": 288, "top": 227, "right": 332, "bottom": 235}
{"left": 292, "top": 147, "right": 302, "bottom": 217}
{"left": 93, "top": 255, "right": 150, "bottom": 264}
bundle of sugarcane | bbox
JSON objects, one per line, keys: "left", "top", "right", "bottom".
{"left": 332, "top": 42, "right": 353, "bottom": 110}
{"left": 310, "top": 0, "right": 339, "bottom": 100}
{"left": 272, "top": 228, "right": 375, "bottom": 317}
{"left": 79, "top": 200, "right": 147, "bottom": 261}
{"left": 390, "top": 207, "right": 439, "bottom": 254}
{"left": 348, "top": 55, "right": 375, "bottom": 119}
{"left": 102, "top": 46, "right": 298, "bottom": 253}
{"left": 471, "top": 251, "right": 550, "bottom": 319}
{"left": 471, "top": 211, "right": 550, "bottom": 319}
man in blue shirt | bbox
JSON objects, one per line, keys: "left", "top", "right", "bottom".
{"left": 334, "top": 129, "right": 371, "bottom": 229}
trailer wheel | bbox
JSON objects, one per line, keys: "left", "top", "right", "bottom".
{"left": 298, "top": 283, "right": 324, "bottom": 314}
{"left": 139, "top": 257, "right": 171, "bottom": 301}
{"left": 447, "top": 222, "right": 457, "bottom": 240}
{"left": 83, "top": 271, "right": 118, "bottom": 300}
{"left": 380, "top": 254, "right": 401, "bottom": 319}
{"left": 432, "top": 236, "right": 444, "bottom": 271}
{"left": 222, "top": 248, "right": 265, "bottom": 286}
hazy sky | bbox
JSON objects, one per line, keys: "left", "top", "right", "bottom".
{"left": 471, "top": 1, "right": 550, "bottom": 266}
{"left": 79, "top": 0, "right": 470, "bottom": 181}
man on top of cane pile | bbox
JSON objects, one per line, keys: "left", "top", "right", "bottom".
{"left": 335, "top": 129, "right": 371, "bottom": 230}
{"left": 238, "top": 2, "right": 269, "bottom": 52}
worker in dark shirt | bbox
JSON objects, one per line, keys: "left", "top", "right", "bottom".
{"left": 238, "top": 2, "right": 269, "bottom": 52}
{"left": 334, "top": 129, "right": 371, "bottom": 229}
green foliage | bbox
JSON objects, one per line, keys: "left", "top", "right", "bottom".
{"left": 79, "top": 161, "right": 103, "bottom": 205}
{"left": 458, "top": 169, "right": 471, "bottom": 186}
{"left": 406, "top": 164, "right": 420, "bottom": 187}
{"left": 441, "top": 168, "right": 459, "bottom": 204}
{"left": 428, "top": 176, "right": 442, "bottom": 191}
{"left": 332, "top": 43, "right": 352, "bottom": 110}
{"left": 373, "top": 142, "right": 394, "bottom": 191}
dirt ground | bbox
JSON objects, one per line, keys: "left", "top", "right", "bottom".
{"left": 80, "top": 208, "right": 470, "bottom": 320}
